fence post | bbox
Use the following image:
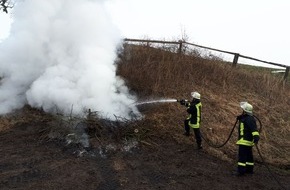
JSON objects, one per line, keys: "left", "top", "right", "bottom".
{"left": 178, "top": 40, "right": 183, "bottom": 54}
{"left": 283, "top": 67, "right": 289, "bottom": 81}
{"left": 232, "top": 53, "right": 239, "bottom": 67}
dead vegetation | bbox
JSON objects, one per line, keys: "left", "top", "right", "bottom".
{"left": 0, "top": 41, "right": 290, "bottom": 190}
{"left": 0, "top": 41, "right": 289, "bottom": 170}
{"left": 116, "top": 43, "right": 290, "bottom": 168}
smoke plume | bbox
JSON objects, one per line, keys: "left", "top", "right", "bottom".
{"left": 0, "top": 0, "right": 140, "bottom": 119}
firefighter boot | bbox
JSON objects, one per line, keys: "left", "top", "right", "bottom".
{"left": 245, "top": 165, "right": 254, "bottom": 174}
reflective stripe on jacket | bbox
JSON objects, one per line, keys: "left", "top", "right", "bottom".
{"left": 236, "top": 114, "right": 259, "bottom": 146}
{"left": 187, "top": 101, "right": 202, "bottom": 129}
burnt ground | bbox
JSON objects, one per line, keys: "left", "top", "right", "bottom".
{"left": 0, "top": 112, "right": 289, "bottom": 190}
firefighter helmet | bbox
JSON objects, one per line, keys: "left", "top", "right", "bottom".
{"left": 240, "top": 102, "right": 253, "bottom": 114}
{"left": 191, "top": 91, "right": 201, "bottom": 99}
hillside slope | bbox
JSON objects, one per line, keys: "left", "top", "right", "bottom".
{"left": 117, "top": 44, "right": 290, "bottom": 167}
{"left": 0, "top": 44, "right": 290, "bottom": 190}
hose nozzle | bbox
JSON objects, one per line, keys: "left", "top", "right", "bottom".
{"left": 177, "top": 99, "right": 188, "bottom": 105}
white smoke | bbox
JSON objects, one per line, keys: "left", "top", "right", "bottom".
{"left": 0, "top": 0, "right": 140, "bottom": 119}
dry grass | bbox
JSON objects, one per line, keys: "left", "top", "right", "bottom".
{"left": 117, "top": 43, "right": 290, "bottom": 167}
{"left": 0, "top": 105, "right": 53, "bottom": 132}
{"left": 0, "top": 42, "right": 289, "bottom": 168}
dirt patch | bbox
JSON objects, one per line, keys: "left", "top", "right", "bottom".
{"left": 0, "top": 112, "right": 289, "bottom": 190}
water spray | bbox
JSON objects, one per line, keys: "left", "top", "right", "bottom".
{"left": 135, "top": 98, "right": 179, "bottom": 106}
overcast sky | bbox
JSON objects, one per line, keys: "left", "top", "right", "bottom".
{"left": 1, "top": 0, "right": 290, "bottom": 67}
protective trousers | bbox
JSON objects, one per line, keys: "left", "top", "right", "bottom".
{"left": 184, "top": 119, "right": 202, "bottom": 148}
{"left": 237, "top": 145, "right": 254, "bottom": 174}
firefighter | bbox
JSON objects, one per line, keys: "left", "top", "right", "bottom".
{"left": 179, "top": 91, "right": 202, "bottom": 149}
{"left": 235, "top": 102, "right": 260, "bottom": 176}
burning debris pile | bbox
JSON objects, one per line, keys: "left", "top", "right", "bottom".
{"left": 37, "top": 108, "right": 153, "bottom": 157}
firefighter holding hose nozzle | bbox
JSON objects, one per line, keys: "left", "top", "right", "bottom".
{"left": 234, "top": 102, "right": 260, "bottom": 176}
{"left": 178, "top": 91, "right": 203, "bottom": 150}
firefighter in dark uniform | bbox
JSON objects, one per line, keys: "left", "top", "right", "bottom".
{"left": 180, "top": 91, "right": 202, "bottom": 149}
{"left": 235, "top": 102, "right": 260, "bottom": 176}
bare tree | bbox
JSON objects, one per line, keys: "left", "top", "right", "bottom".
{"left": 0, "top": 0, "right": 13, "bottom": 13}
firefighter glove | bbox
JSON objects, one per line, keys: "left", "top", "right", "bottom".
{"left": 253, "top": 135, "right": 259, "bottom": 144}
{"left": 180, "top": 99, "right": 186, "bottom": 105}
{"left": 236, "top": 115, "right": 243, "bottom": 120}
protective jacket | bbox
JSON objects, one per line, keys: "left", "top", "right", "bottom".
{"left": 186, "top": 99, "right": 202, "bottom": 128}
{"left": 236, "top": 114, "right": 259, "bottom": 146}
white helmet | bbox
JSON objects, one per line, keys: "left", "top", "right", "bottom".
{"left": 240, "top": 102, "right": 253, "bottom": 114}
{"left": 191, "top": 91, "right": 201, "bottom": 99}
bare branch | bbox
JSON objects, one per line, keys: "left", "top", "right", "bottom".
{"left": 0, "top": 0, "right": 13, "bottom": 13}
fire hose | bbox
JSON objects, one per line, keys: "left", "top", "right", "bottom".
{"left": 200, "top": 119, "right": 238, "bottom": 148}
{"left": 253, "top": 117, "right": 287, "bottom": 190}
{"left": 200, "top": 115, "right": 287, "bottom": 190}
{"left": 255, "top": 144, "right": 288, "bottom": 190}
{"left": 200, "top": 115, "right": 261, "bottom": 148}
{"left": 137, "top": 98, "right": 287, "bottom": 188}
